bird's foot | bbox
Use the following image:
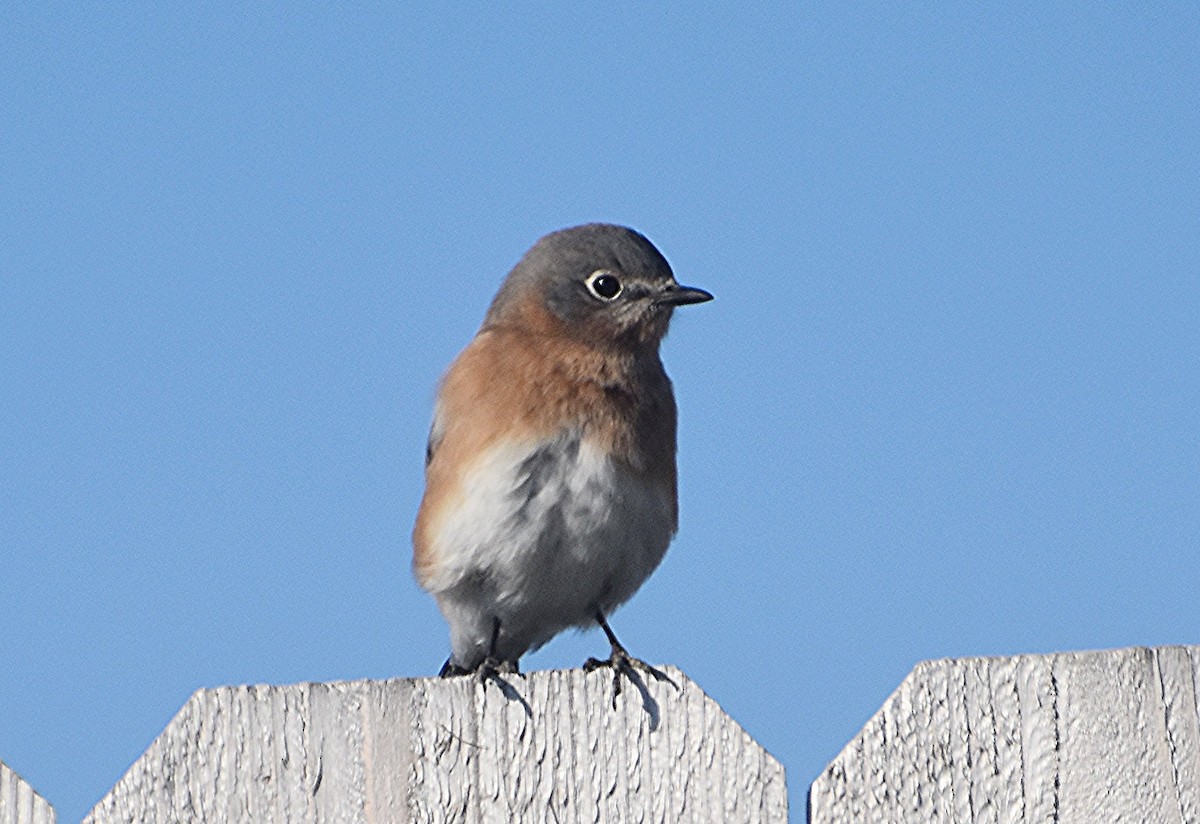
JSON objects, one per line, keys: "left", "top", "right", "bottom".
{"left": 584, "top": 613, "right": 678, "bottom": 708}
{"left": 584, "top": 644, "right": 674, "bottom": 709}
{"left": 476, "top": 656, "right": 519, "bottom": 685}
{"left": 438, "top": 656, "right": 519, "bottom": 682}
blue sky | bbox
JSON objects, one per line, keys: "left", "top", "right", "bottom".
{"left": 2, "top": 4, "right": 1197, "bottom": 820}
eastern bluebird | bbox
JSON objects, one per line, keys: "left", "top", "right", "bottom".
{"left": 413, "top": 224, "right": 711, "bottom": 689}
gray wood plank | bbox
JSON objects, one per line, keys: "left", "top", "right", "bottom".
{"left": 810, "top": 645, "right": 1200, "bottom": 824}
{"left": 85, "top": 666, "right": 787, "bottom": 823}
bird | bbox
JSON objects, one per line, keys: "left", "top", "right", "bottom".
{"left": 412, "top": 224, "right": 711, "bottom": 690}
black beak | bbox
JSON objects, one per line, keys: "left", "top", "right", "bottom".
{"left": 656, "top": 282, "right": 714, "bottom": 307}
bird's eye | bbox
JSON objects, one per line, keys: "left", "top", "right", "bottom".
{"left": 585, "top": 271, "right": 622, "bottom": 301}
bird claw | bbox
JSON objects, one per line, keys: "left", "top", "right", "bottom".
{"left": 584, "top": 647, "right": 673, "bottom": 709}
{"left": 584, "top": 613, "right": 678, "bottom": 708}
{"left": 439, "top": 617, "right": 520, "bottom": 685}
{"left": 438, "top": 656, "right": 519, "bottom": 683}
{"left": 476, "top": 657, "right": 519, "bottom": 685}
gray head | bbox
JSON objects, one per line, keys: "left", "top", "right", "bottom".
{"left": 484, "top": 224, "right": 712, "bottom": 348}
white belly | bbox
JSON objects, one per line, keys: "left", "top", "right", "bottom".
{"left": 427, "top": 431, "right": 675, "bottom": 667}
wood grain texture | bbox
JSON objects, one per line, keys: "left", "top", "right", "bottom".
{"left": 0, "top": 761, "right": 54, "bottom": 824}
{"left": 84, "top": 666, "right": 787, "bottom": 823}
{"left": 810, "top": 645, "right": 1200, "bottom": 823}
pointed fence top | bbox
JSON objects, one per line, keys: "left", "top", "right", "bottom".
{"left": 84, "top": 665, "right": 788, "bottom": 823}
{"left": 0, "top": 760, "right": 55, "bottom": 824}
{"left": 810, "top": 645, "right": 1200, "bottom": 823}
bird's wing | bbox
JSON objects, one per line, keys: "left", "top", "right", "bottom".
{"left": 425, "top": 401, "right": 445, "bottom": 467}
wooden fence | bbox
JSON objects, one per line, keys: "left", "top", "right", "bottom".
{"left": 2, "top": 645, "right": 1197, "bottom": 822}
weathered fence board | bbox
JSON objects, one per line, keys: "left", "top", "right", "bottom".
{"left": 84, "top": 665, "right": 788, "bottom": 823}
{"left": 810, "top": 645, "right": 1200, "bottom": 823}
{"left": 0, "top": 761, "right": 54, "bottom": 824}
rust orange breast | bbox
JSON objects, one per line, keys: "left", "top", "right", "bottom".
{"left": 412, "top": 294, "right": 678, "bottom": 586}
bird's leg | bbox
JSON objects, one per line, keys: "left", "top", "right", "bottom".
{"left": 438, "top": 617, "right": 519, "bottom": 680}
{"left": 583, "top": 612, "right": 672, "bottom": 706}
{"left": 476, "top": 616, "right": 519, "bottom": 683}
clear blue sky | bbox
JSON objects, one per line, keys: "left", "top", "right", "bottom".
{"left": 2, "top": 4, "right": 1197, "bottom": 820}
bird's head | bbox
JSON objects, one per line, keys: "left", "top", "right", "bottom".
{"left": 485, "top": 224, "right": 712, "bottom": 349}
